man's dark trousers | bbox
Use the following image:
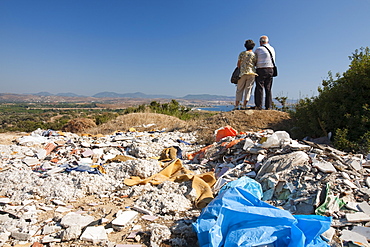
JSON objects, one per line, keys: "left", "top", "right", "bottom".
{"left": 254, "top": 68, "right": 274, "bottom": 109}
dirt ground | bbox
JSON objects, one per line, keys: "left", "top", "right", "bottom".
{"left": 0, "top": 132, "right": 27, "bottom": 145}
{"left": 193, "top": 109, "right": 293, "bottom": 144}
{"left": 203, "top": 109, "right": 292, "bottom": 132}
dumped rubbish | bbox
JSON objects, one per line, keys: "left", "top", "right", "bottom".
{"left": 124, "top": 159, "right": 216, "bottom": 208}
{"left": 0, "top": 126, "right": 370, "bottom": 246}
{"left": 193, "top": 187, "right": 332, "bottom": 247}
{"left": 215, "top": 125, "right": 237, "bottom": 142}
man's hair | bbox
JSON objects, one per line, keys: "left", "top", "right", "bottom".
{"left": 244, "top": 39, "right": 255, "bottom": 50}
{"left": 260, "top": 35, "right": 269, "bottom": 43}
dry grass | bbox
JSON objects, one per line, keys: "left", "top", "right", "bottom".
{"left": 86, "top": 112, "right": 192, "bottom": 135}
{"left": 84, "top": 110, "right": 293, "bottom": 145}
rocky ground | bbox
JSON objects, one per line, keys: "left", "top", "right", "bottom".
{"left": 1, "top": 110, "right": 369, "bottom": 247}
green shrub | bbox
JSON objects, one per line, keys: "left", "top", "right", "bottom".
{"left": 293, "top": 47, "right": 370, "bottom": 153}
{"left": 125, "top": 100, "right": 194, "bottom": 120}
{"left": 95, "top": 112, "right": 119, "bottom": 125}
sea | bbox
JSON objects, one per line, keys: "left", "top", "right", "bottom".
{"left": 196, "top": 104, "right": 293, "bottom": 112}
{"left": 196, "top": 105, "right": 254, "bottom": 112}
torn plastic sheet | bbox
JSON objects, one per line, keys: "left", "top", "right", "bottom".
{"left": 124, "top": 159, "right": 216, "bottom": 208}
{"left": 218, "top": 176, "right": 263, "bottom": 200}
{"left": 193, "top": 187, "right": 331, "bottom": 247}
{"left": 315, "top": 183, "right": 345, "bottom": 216}
{"left": 65, "top": 165, "right": 103, "bottom": 175}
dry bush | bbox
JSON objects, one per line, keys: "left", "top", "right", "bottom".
{"left": 62, "top": 118, "right": 97, "bottom": 133}
{"left": 86, "top": 112, "right": 193, "bottom": 135}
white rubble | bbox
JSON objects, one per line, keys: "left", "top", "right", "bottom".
{"left": 0, "top": 128, "right": 201, "bottom": 246}
{"left": 60, "top": 212, "right": 95, "bottom": 228}
{"left": 1, "top": 127, "right": 370, "bottom": 246}
{"left": 112, "top": 210, "right": 138, "bottom": 231}
{"left": 148, "top": 223, "right": 171, "bottom": 247}
{"left": 80, "top": 225, "right": 108, "bottom": 242}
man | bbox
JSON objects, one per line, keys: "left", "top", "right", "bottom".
{"left": 254, "top": 35, "right": 276, "bottom": 110}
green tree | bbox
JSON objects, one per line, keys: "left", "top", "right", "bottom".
{"left": 293, "top": 47, "right": 370, "bottom": 153}
{"left": 274, "top": 96, "right": 288, "bottom": 111}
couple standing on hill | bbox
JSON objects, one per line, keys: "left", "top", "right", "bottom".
{"left": 234, "top": 35, "right": 276, "bottom": 110}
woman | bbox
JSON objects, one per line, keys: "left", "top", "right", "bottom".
{"left": 234, "top": 39, "right": 257, "bottom": 110}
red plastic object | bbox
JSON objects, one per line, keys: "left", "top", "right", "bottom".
{"left": 215, "top": 126, "right": 237, "bottom": 142}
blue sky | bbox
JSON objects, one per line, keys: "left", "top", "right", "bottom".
{"left": 1, "top": 0, "right": 369, "bottom": 99}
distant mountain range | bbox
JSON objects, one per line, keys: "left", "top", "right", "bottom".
{"left": 33, "top": 92, "right": 85, "bottom": 97}
{"left": 0, "top": 92, "right": 298, "bottom": 104}
{"left": 28, "top": 91, "right": 235, "bottom": 101}
{"left": 92, "top": 91, "right": 176, "bottom": 99}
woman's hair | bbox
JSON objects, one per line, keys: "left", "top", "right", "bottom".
{"left": 244, "top": 39, "right": 255, "bottom": 50}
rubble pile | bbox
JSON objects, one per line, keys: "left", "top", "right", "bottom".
{"left": 190, "top": 129, "right": 370, "bottom": 246}
{"left": 0, "top": 126, "right": 370, "bottom": 246}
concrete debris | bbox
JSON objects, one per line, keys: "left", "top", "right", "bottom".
{"left": 322, "top": 227, "right": 336, "bottom": 242}
{"left": 346, "top": 212, "right": 370, "bottom": 222}
{"left": 129, "top": 182, "right": 193, "bottom": 215}
{"left": 0, "top": 127, "right": 370, "bottom": 246}
{"left": 116, "top": 245, "right": 143, "bottom": 247}
{"left": 0, "top": 197, "right": 11, "bottom": 204}
{"left": 111, "top": 210, "right": 138, "bottom": 231}
{"left": 346, "top": 201, "right": 360, "bottom": 211}
{"left": 131, "top": 206, "right": 153, "bottom": 215}
{"left": 125, "top": 159, "right": 161, "bottom": 178}
{"left": 340, "top": 229, "right": 370, "bottom": 247}
{"left": 60, "top": 212, "right": 95, "bottom": 228}
{"left": 148, "top": 223, "right": 171, "bottom": 247}
{"left": 313, "top": 160, "right": 337, "bottom": 173}
{"left": 352, "top": 226, "right": 370, "bottom": 241}
{"left": 141, "top": 215, "right": 158, "bottom": 221}
{"left": 60, "top": 224, "right": 81, "bottom": 241}
{"left": 358, "top": 201, "right": 370, "bottom": 215}
{"left": 79, "top": 225, "right": 108, "bottom": 243}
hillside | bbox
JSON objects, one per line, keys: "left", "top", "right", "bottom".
{"left": 0, "top": 109, "right": 292, "bottom": 145}
{"left": 84, "top": 109, "right": 293, "bottom": 144}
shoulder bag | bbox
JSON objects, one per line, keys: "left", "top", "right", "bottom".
{"left": 263, "top": 45, "right": 278, "bottom": 77}
{"left": 230, "top": 67, "right": 240, "bottom": 84}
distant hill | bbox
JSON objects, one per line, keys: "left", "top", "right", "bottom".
{"left": 56, "top": 92, "right": 85, "bottom": 97}
{"left": 32, "top": 92, "right": 86, "bottom": 97}
{"left": 92, "top": 92, "right": 122, "bottom": 98}
{"left": 33, "top": 91, "right": 54, "bottom": 96}
{"left": 2, "top": 91, "right": 235, "bottom": 101}
{"left": 92, "top": 91, "right": 174, "bottom": 99}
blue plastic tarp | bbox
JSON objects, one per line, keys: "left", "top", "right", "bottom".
{"left": 193, "top": 187, "right": 332, "bottom": 247}
{"left": 219, "top": 176, "right": 263, "bottom": 200}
